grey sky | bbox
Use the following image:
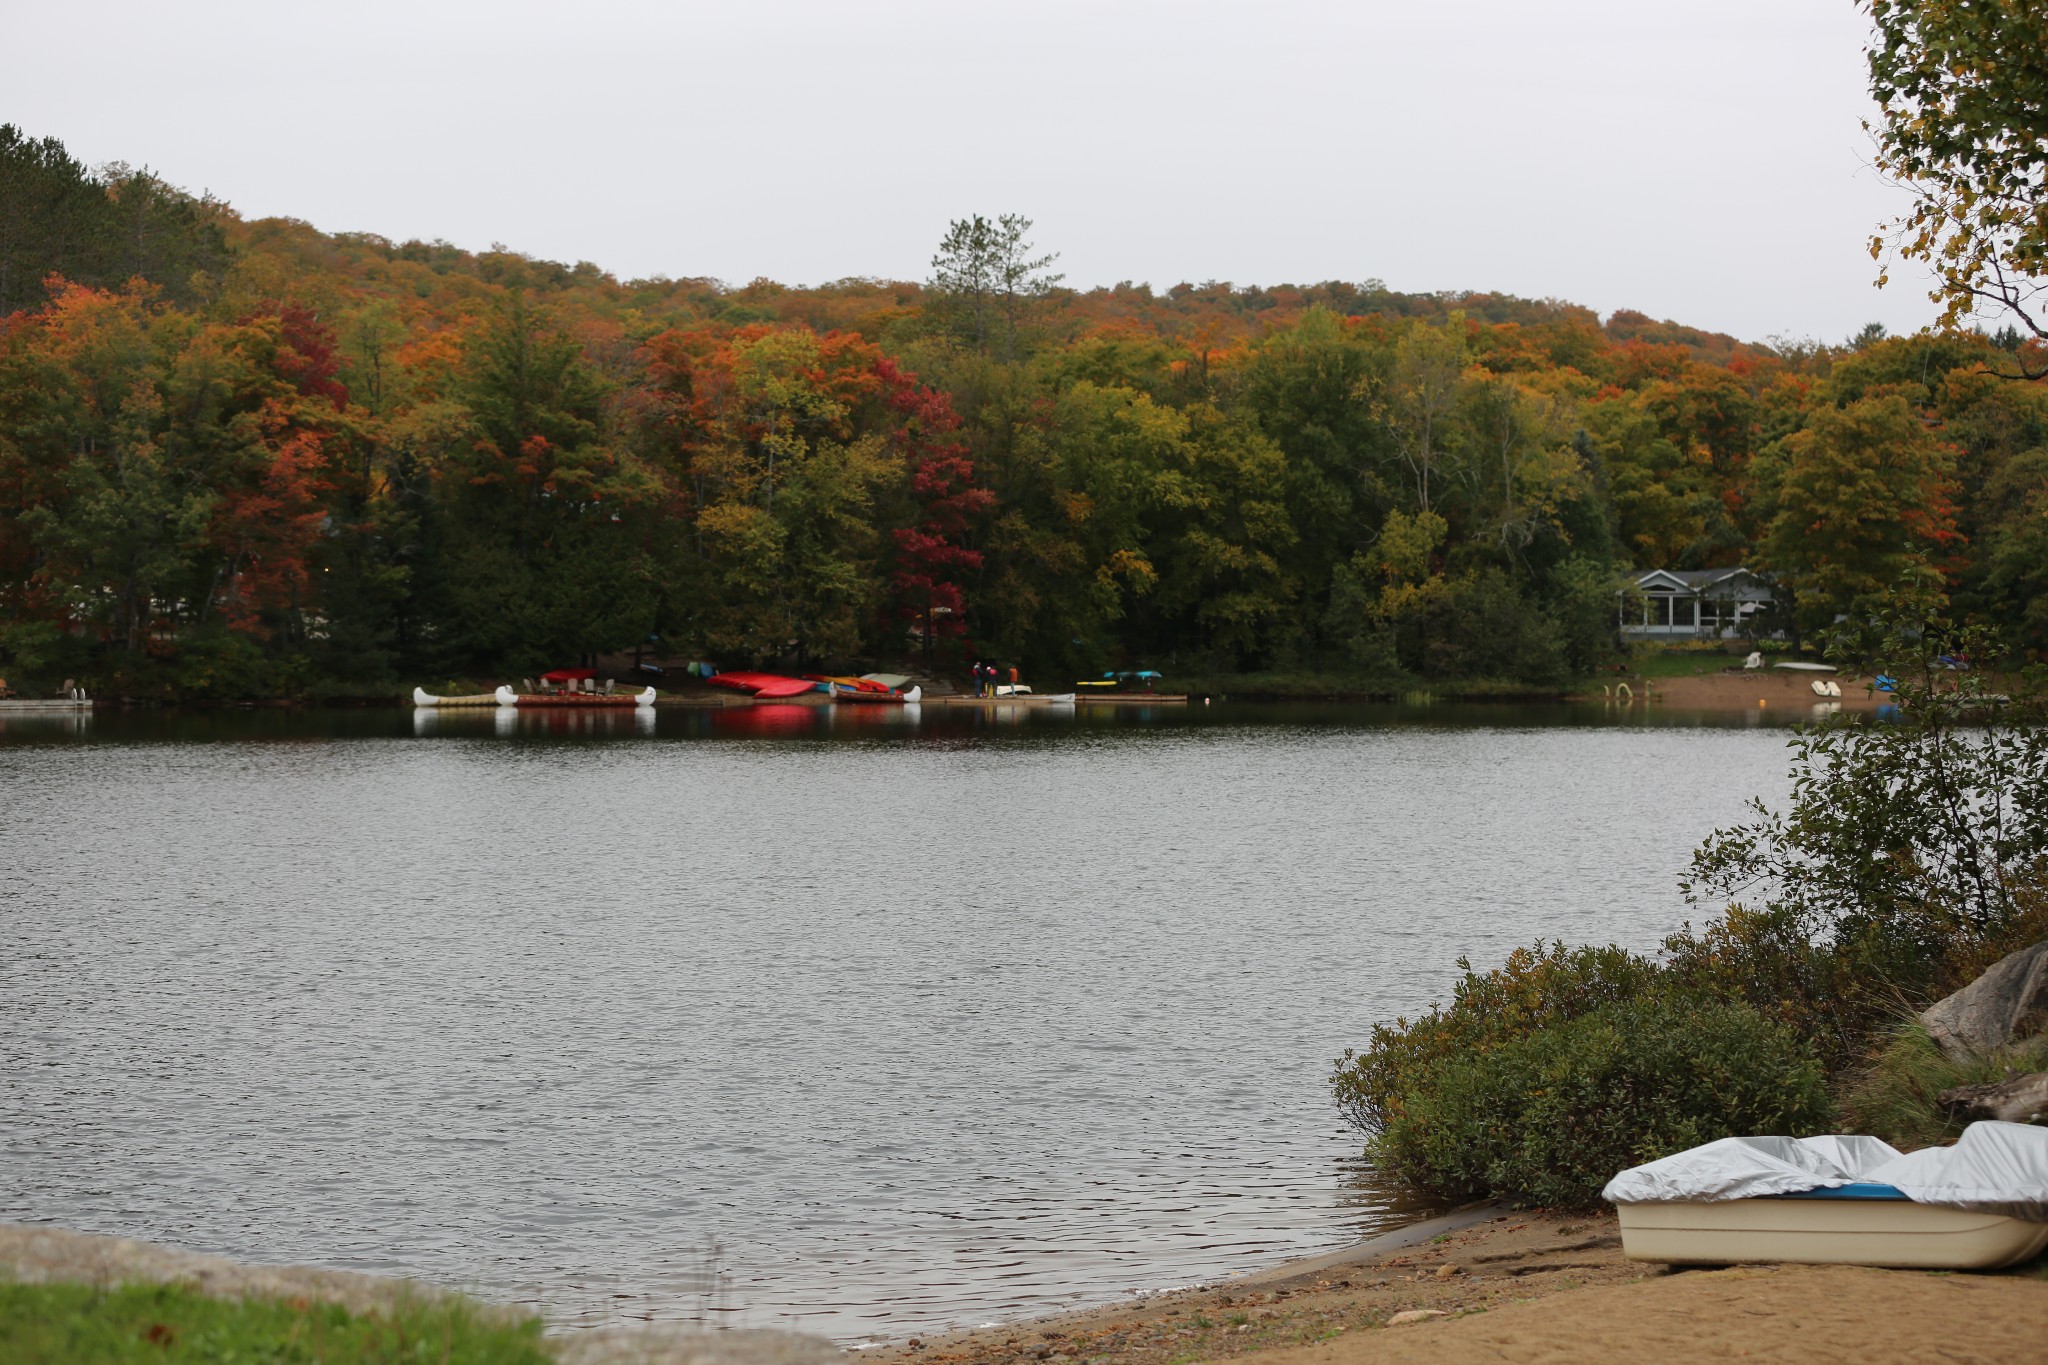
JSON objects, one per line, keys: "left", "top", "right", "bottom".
{"left": 10, "top": 0, "right": 1935, "bottom": 344}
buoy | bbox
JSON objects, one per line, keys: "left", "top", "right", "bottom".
{"left": 1759, "top": 699, "right": 1768, "bottom": 707}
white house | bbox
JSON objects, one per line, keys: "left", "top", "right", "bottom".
{"left": 1620, "top": 568, "right": 1776, "bottom": 641}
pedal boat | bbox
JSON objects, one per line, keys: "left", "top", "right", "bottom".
{"left": 1618, "top": 1181, "right": 2048, "bottom": 1270}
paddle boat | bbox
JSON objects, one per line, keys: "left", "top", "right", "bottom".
{"left": 1605, "top": 1122, "right": 2048, "bottom": 1270}
{"left": 1072, "top": 670, "right": 1187, "bottom": 704}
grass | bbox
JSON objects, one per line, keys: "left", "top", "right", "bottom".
{"left": 0, "top": 1280, "right": 551, "bottom": 1365}
{"left": 1837, "top": 1020, "right": 2048, "bottom": 1149}
{"left": 1172, "top": 670, "right": 1580, "bottom": 701}
{"left": 1615, "top": 647, "right": 1752, "bottom": 680}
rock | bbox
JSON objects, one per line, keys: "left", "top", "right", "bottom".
{"left": 1939, "top": 1072, "right": 2048, "bottom": 1125}
{"left": 554, "top": 1327, "right": 844, "bottom": 1365}
{"left": 1435, "top": 1264, "right": 1461, "bottom": 1279}
{"left": 1922, "top": 942, "right": 2048, "bottom": 1061}
{"left": 1386, "top": 1309, "right": 1448, "bottom": 1326}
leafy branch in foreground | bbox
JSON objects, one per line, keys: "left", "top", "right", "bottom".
{"left": 1864, "top": 0, "right": 2048, "bottom": 370}
{"left": 1679, "top": 581, "right": 2048, "bottom": 1056}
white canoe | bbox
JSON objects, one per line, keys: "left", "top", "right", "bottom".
{"left": 412, "top": 687, "right": 499, "bottom": 708}
{"left": 1619, "top": 1194, "right": 2048, "bottom": 1270}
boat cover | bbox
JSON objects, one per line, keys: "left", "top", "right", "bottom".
{"left": 1604, "top": 1122, "right": 2048, "bottom": 1221}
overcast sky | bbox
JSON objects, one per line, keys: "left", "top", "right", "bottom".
{"left": 9, "top": 0, "right": 1937, "bottom": 344}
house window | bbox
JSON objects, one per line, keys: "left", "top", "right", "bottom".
{"left": 1650, "top": 595, "right": 1672, "bottom": 626}
{"left": 1673, "top": 598, "right": 1696, "bottom": 627}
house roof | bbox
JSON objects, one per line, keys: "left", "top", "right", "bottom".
{"left": 1634, "top": 567, "right": 1771, "bottom": 594}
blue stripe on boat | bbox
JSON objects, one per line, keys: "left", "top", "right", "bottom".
{"left": 1774, "top": 1182, "right": 1910, "bottom": 1200}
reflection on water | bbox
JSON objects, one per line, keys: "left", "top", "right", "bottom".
{"left": 9, "top": 694, "right": 1826, "bottom": 750}
{"left": 0, "top": 705, "right": 1794, "bottom": 1341}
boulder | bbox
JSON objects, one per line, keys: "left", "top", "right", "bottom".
{"left": 1921, "top": 942, "right": 2048, "bottom": 1061}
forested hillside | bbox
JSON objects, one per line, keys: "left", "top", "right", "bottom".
{"left": 2, "top": 126, "right": 2044, "bottom": 698}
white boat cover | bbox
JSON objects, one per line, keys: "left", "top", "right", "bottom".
{"left": 1604, "top": 1122, "right": 2048, "bottom": 1221}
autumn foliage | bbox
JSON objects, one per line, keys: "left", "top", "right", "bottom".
{"left": 2, "top": 125, "right": 2046, "bottom": 697}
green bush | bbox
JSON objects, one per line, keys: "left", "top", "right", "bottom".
{"left": 1370, "top": 995, "right": 1831, "bottom": 1209}
{"left": 1331, "top": 941, "right": 1664, "bottom": 1138}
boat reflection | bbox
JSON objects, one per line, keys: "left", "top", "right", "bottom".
{"left": 411, "top": 705, "right": 656, "bottom": 739}
{"left": 0, "top": 710, "right": 92, "bottom": 739}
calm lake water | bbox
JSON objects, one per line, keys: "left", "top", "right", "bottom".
{"left": 0, "top": 701, "right": 1796, "bottom": 1341}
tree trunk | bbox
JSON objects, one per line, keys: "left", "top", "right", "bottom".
{"left": 1940, "top": 1072, "right": 2048, "bottom": 1125}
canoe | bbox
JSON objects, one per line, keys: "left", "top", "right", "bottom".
{"left": 515, "top": 686, "right": 655, "bottom": 709}
{"left": 411, "top": 687, "right": 499, "bottom": 708}
{"left": 706, "top": 671, "right": 818, "bottom": 699}
{"left": 808, "top": 673, "right": 891, "bottom": 693}
{"left": 1618, "top": 1186, "right": 2048, "bottom": 1270}
{"left": 829, "top": 682, "right": 920, "bottom": 704}
{"left": 494, "top": 684, "right": 655, "bottom": 708}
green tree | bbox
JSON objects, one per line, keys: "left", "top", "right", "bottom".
{"left": 927, "top": 214, "right": 1062, "bottom": 361}
{"left": 441, "top": 297, "right": 663, "bottom": 668}
{"left": 1386, "top": 317, "right": 1467, "bottom": 515}
{"left": 1865, "top": 0, "right": 2048, "bottom": 365}
{"left": 1752, "top": 395, "right": 1961, "bottom": 639}
{"left": 0, "top": 124, "right": 109, "bottom": 313}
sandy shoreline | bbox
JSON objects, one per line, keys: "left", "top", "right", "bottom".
{"left": 863, "top": 1206, "right": 2048, "bottom": 1365}
{"left": 8, "top": 1211, "right": 2044, "bottom": 1363}
{"left": 1577, "top": 669, "right": 1890, "bottom": 714}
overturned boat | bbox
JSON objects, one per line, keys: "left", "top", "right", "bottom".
{"left": 1605, "top": 1121, "right": 2048, "bottom": 1270}
{"left": 828, "top": 681, "right": 920, "bottom": 704}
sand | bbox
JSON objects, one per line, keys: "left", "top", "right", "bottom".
{"left": 868, "top": 1208, "right": 2048, "bottom": 1365}
{"left": 9, "top": 1213, "right": 2043, "bottom": 1363}
{"left": 1583, "top": 669, "right": 1889, "bottom": 714}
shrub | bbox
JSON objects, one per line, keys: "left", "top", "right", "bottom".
{"left": 1837, "top": 1020, "right": 2048, "bottom": 1151}
{"left": 1370, "top": 995, "right": 1830, "bottom": 1208}
{"left": 1682, "top": 595, "right": 2048, "bottom": 1059}
{"left": 1331, "top": 941, "right": 1664, "bottom": 1138}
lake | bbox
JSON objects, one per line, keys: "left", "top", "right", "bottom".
{"left": 0, "top": 701, "right": 1795, "bottom": 1342}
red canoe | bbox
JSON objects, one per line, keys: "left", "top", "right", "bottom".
{"left": 706, "top": 671, "right": 819, "bottom": 699}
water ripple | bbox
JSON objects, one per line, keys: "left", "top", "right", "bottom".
{"left": 0, "top": 712, "right": 1790, "bottom": 1340}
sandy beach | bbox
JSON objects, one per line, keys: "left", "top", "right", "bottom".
{"left": 1586, "top": 669, "right": 1890, "bottom": 714}
{"left": 7, "top": 1210, "right": 2043, "bottom": 1363}
{"left": 866, "top": 1207, "right": 2048, "bottom": 1365}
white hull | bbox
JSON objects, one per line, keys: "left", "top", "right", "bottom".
{"left": 1619, "top": 1199, "right": 2048, "bottom": 1270}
